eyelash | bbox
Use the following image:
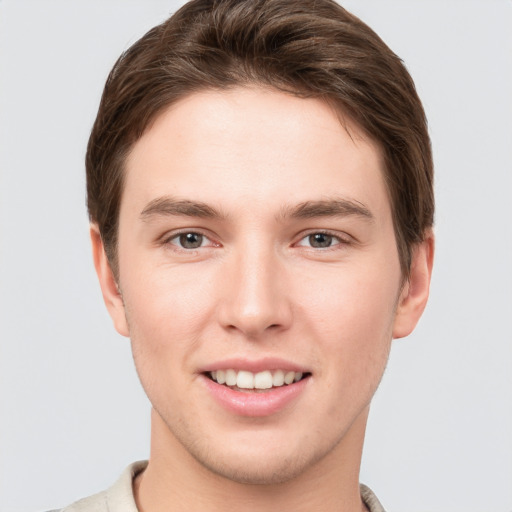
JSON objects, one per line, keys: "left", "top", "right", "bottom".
{"left": 295, "top": 230, "right": 351, "bottom": 251}
{"left": 162, "top": 230, "right": 217, "bottom": 251}
{"left": 161, "top": 229, "right": 351, "bottom": 252}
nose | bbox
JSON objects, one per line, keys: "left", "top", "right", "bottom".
{"left": 216, "top": 245, "right": 293, "bottom": 339}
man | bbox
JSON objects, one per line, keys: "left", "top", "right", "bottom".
{"left": 56, "top": 0, "right": 434, "bottom": 510}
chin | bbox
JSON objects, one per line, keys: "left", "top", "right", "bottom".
{"left": 169, "top": 421, "right": 342, "bottom": 487}
{"left": 191, "top": 447, "right": 321, "bottom": 486}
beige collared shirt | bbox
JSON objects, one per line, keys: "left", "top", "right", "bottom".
{"left": 55, "top": 461, "right": 386, "bottom": 512}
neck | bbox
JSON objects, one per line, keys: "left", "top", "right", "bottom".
{"left": 134, "top": 408, "right": 369, "bottom": 512}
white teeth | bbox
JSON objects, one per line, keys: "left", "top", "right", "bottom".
{"left": 272, "top": 370, "right": 285, "bottom": 387}
{"left": 225, "top": 369, "right": 237, "bottom": 386}
{"left": 254, "top": 371, "right": 273, "bottom": 389}
{"left": 237, "top": 370, "right": 254, "bottom": 389}
{"left": 284, "top": 371, "right": 295, "bottom": 385}
{"left": 210, "top": 369, "right": 306, "bottom": 389}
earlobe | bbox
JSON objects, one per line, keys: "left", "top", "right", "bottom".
{"left": 392, "top": 231, "right": 435, "bottom": 339}
{"left": 90, "top": 224, "right": 130, "bottom": 337}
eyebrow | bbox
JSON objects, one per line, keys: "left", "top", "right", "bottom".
{"left": 140, "top": 196, "right": 225, "bottom": 220}
{"left": 140, "top": 195, "right": 373, "bottom": 223}
{"left": 279, "top": 198, "right": 374, "bottom": 222}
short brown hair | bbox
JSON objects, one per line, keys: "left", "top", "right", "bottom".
{"left": 86, "top": 0, "right": 434, "bottom": 278}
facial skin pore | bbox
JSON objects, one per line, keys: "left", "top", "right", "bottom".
{"left": 91, "top": 87, "right": 433, "bottom": 512}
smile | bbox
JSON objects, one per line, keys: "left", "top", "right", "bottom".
{"left": 203, "top": 367, "right": 310, "bottom": 416}
{"left": 209, "top": 369, "right": 307, "bottom": 390}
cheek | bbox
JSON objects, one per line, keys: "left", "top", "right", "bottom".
{"left": 303, "top": 262, "right": 399, "bottom": 336}
{"left": 122, "top": 269, "right": 214, "bottom": 409}
{"left": 120, "top": 259, "right": 218, "bottom": 365}
{"left": 299, "top": 261, "right": 399, "bottom": 382}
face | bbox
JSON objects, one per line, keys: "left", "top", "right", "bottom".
{"left": 94, "top": 87, "right": 430, "bottom": 485}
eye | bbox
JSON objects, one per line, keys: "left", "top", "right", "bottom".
{"left": 169, "top": 232, "right": 209, "bottom": 249}
{"left": 297, "top": 232, "right": 346, "bottom": 249}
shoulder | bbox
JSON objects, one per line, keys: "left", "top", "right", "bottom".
{"left": 46, "top": 461, "right": 147, "bottom": 512}
{"left": 45, "top": 489, "right": 109, "bottom": 512}
{"left": 360, "top": 483, "right": 387, "bottom": 512}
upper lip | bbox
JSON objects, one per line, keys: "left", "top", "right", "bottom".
{"left": 199, "top": 357, "right": 309, "bottom": 374}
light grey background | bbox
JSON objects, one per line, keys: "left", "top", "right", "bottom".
{"left": 1, "top": 1, "right": 511, "bottom": 511}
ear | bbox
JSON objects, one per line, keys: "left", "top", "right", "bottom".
{"left": 392, "top": 230, "right": 435, "bottom": 339}
{"left": 90, "top": 224, "right": 130, "bottom": 337}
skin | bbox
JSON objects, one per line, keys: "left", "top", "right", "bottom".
{"left": 91, "top": 87, "right": 434, "bottom": 512}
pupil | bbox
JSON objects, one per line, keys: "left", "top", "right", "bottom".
{"left": 180, "top": 233, "right": 202, "bottom": 249}
{"left": 310, "top": 233, "right": 332, "bottom": 248}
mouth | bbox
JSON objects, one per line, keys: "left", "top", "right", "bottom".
{"left": 201, "top": 363, "right": 311, "bottom": 416}
{"left": 206, "top": 369, "right": 311, "bottom": 392}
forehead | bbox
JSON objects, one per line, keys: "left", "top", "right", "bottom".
{"left": 122, "top": 87, "right": 389, "bottom": 220}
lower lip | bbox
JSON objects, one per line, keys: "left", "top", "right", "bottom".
{"left": 202, "top": 375, "right": 309, "bottom": 417}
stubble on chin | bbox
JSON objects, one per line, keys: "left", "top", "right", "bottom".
{"left": 151, "top": 404, "right": 362, "bottom": 488}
